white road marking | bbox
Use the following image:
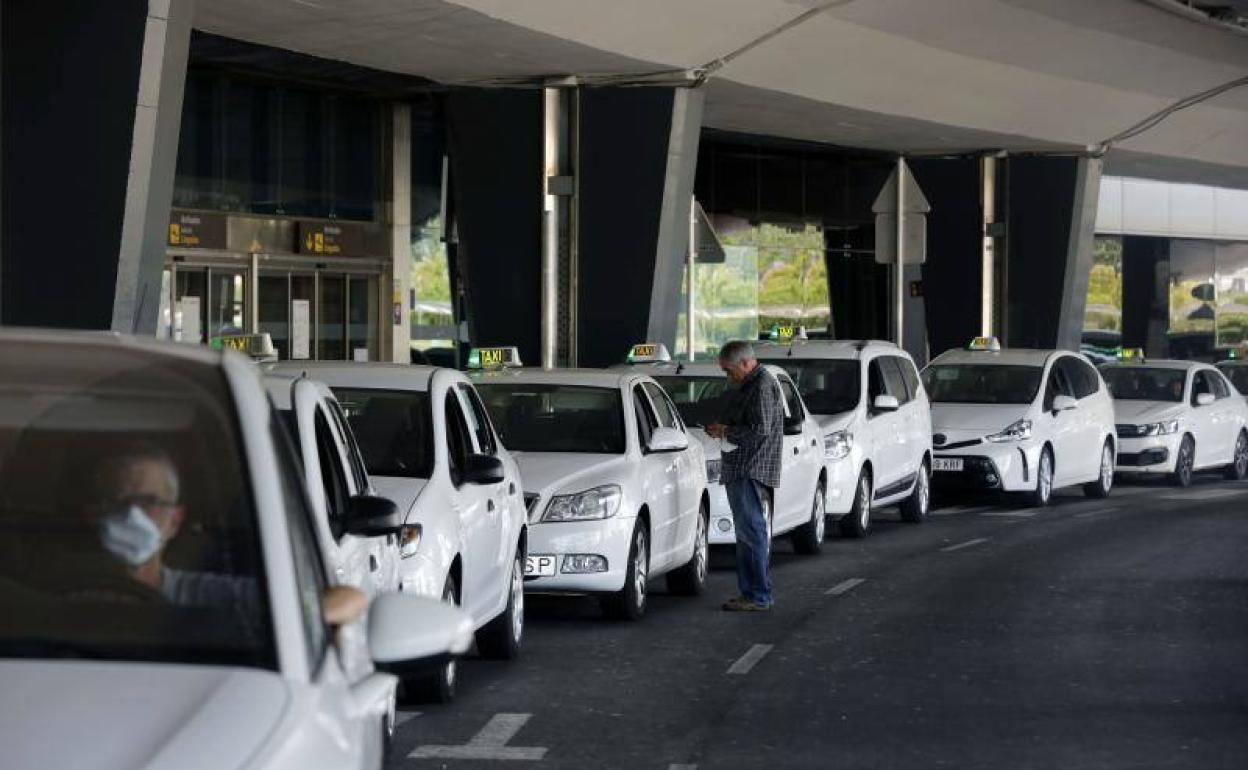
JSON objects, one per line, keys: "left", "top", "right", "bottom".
{"left": 1162, "top": 488, "right": 1244, "bottom": 502}
{"left": 1074, "top": 506, "right": 1117, "bottom": 519}
{"left": 930, "top": 505, "right": 996, "bottom": 517}
{"left": 727, "top": 644, "right": 774, "bottom": 675}
{"left": 940, "top": 537, "right": 989, "bottom": 553}
{"left": 410, "top": 713, "right": 548, "bottom": 761}
{"left": 980, "top": 508, "right": 1040, "bottom": 519}
{"left": 395, "top": 711, "right": 421, "bottom": 727}
{"left": 826, "top": 577, "right": 867, "bottom": 596}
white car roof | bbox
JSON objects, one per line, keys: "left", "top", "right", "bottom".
{"left": 0, "top": 327, "right": 227, "bottom": 367}
{"left": 1217, "top": 359, "right": 1248, "bottom": 368}
{"left": 471, "top": 367, "right": 639, "bottom": 388}
{"left": 928, "top": 348, "right": 1061, "bottom": 367}
{"left": 1100, "top": 359, "right": 1204, "bottom": 371}
{"left": 624, "top": 361, "right": 790, "bottom": 380}
{"left": 755, "top": 339, "right": 901, "bottom": 361}
{"left": 267, "top": 361, "right": 446, "bottom": 391}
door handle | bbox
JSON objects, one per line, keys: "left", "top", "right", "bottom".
{"left": 369, "top": 555, "right": 379, "bottom": 573}
{"left": 792, "top": 447, "right": 799, "bottom": 456}
{"left": 488, "top": 499, "right": 495, "bottom": 512}
{"left": 508, "top": 482, "right": 516, "bottom": 495}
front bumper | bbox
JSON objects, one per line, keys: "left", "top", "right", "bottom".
{"left": 822, "top": 452, "right": 861, "bottom": 515}
{"left": 522, "top": 515, "right": 636, "bottom": 594}
{"left": 932, "top": 441, "right": 1043, "bottom": 493}
{"left": 398, "top": 552, "right": 445, "bottom": 599}
{"left": 1116, "top": 433, "right": 1182, "bottom": 473}
{"left": 707, "top": 484, "right": 737, "bottom": 545}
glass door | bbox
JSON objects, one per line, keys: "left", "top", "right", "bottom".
{"left": 348, "top": 274, "right": 379, "bottom": 362}
{"left": 291, "top": 274, "right": 315, "bottom": 360}
{"left": 318, "top": 273, "right": 346, "bottom": 361}
{"left": 207, "top": 268, "right": 248, "bottom": 341}
{"left": 258, "top": 272, "right": 290, "bottom": 359}
{"left": 174, "top": 268, "right": 208, "bottom": 344}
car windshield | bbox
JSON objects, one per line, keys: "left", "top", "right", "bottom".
{"left": 771, "top": 359, "right": 861, "bottom": 415}
{"left": 332, "top": 388, "right": 434, "bottom": 478}
{"left": 652, "top": 376, "right": 734, "bottom": 427}
{"left": 0, "top": 340, "right": 274, "bottom": 669}
{"left": 922, "top": 364, "right": 1043, "bottom": 404}
{"left": 478, "top": 384, "right": 626, "bottom": 454}
{"left": 1219, "top": 365, "right": 1248, "bottom": 395}
{"left": 1101, "top": 367, "right": 1186, "bottom": 402}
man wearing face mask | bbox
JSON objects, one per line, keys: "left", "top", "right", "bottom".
{"left": 89, "top": 445, "right": 259, "bottom": 616}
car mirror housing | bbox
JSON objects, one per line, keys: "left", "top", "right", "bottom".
{"left": 1052, "top": 395, "right": 1078, "bottom": 412}
{"left": 872, "top": 394, "right": 900, "bottom": 412}
{"left": 648, "top": 426, "right": 689, "bottom": 452}
{"left": 345, "top": 495, "right": 401, "bottom": 538}
{"left": 1195, "top": 392, "right": 1215, "bottom": 407}
{"left": 461, "top": 453, "right": 505, "bottom": 485}
{"left": 368, "top": 592, "right": 474, "bottom": 669}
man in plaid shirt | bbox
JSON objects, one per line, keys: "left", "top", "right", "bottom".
{"left": 706, "top": 340, "right": 784, "bottom": 611}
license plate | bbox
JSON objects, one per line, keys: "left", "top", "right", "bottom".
{"left": 524, "top": 554, "right": 557, "bottom": 577}
{"left": 933, "top": 458, "right": 964, "bottom": 472}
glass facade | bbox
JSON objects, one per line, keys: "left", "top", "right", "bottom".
{"left": 408, "top": 105, "right": 456, "bottom": 362}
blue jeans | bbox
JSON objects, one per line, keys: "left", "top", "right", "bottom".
{"left": 726, "top": 478, "right": 773, "bottom": 607}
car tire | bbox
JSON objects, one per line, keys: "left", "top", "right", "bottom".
{"left": 899, "top": 461, "right": 931, "bottom": 523}
{"left": 405, "top": 574, "right": 459, "bottom": 704}
{"left": 666, "top": 505, "right": 709, "bottom": 595}
{"left": 476, "top": 545, "right": 524, "bottom": 660}
{"left": 839, "top": 470, "right": 872, "bottom": 538}
{"left": 1224, "top": 431, "right": 1248, "bottom": 481}
{"left": 790, "top": 483, "right": 827, "bottom": 554}
{"left": 601, "top": 522, "right": 648, "bottom": 621}
{"left": 1170, "top": 435, "right": 1195, "bottom": 488}
{"left": 1083, "top": 440, "right": 1115, "bottom": 499}
{"left": 1026, "top": 446, "right": 1054, "bottom": 507}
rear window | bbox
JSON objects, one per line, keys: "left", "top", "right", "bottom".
{"left": 0, "top": 341, "right": 274, "bottom": 669}
{"left": 1219, "top": 365, "right": 1248, "bottom": 395}
{"left": 332, "top": 388, "right": 434, "bottom": 479}
{"left": 477, "top": 384, "right": 626, "bottom": 454}
{"left": 1101, "top": 367, "right": 1186, "bottom": 403}
{"left": 773, "top": 359, "right": 862, "bottom": 415}
{"left": 922, "top": 364, "right": 1043, "bottom": 405}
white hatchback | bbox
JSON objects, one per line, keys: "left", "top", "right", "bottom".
{"left": 0, "top": 330, "right": 471, "bottom": 770}
{"left": 630, "top": 358, "right": 827, "bottom": 553}
{"left": 473, "top": 367, "right": 709, "bottom": 621}
{"left": 1101, "top": 360, "right": 1248, "bottom": 485}
{"left": 923, "top": 341, "right": 1117, "bottom": 506}
{"left": 269, "top": 362, "right": 528, "bottom": 701}
{"left": 757, "top": 340, "right": 933, "bottom": 537}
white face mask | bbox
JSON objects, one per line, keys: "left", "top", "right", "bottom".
{"left": 99, "top": 505, "right": 164, "bottom": 567}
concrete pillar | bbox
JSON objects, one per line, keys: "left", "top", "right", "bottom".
{"left": 390, "top": 103, "right": 413, "bottom": 364}
{"left": 2, "top": 0, "right": 192, "bottom": 331}
{"left": 1056, "top": 157, "right": 1103, "bottom": 352}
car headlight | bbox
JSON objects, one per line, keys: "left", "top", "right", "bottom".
{"left": 824, "top": 430, "right": 852, "bottom": 460}
{"left": 399, "top": 524, "right": 422, "bottom": 559}
{"left": 705, "top": 458, "right": 722, "bottom": 484}
{"left": 542, "top": 484, "right": 622, "bottom": 522}
{"left": 985, "top": 419, "right": 1032, "bottom": 443}
{"left": 1134, "top": 420, "right": 1180, "bottom": 436}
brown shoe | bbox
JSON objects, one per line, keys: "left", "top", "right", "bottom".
{"left": 721, "top": 597, "right": 754, "bottom": 612}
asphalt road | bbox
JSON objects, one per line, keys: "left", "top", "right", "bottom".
{"left": 388, "top": 475, "right": 1248, "bottom": 770}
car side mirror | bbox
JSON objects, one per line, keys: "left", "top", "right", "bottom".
{"left": 368, "top": 592, "right": 474, "bottom": 671}
{"left": 1195, "top": 392, "right": 1215, "bottom": 407}
{"left": 461, "top": 453, "right": 505, "bottom": 485}
{"left": 345, "top": 495, "right": 401, "bottom": 537}
{"left": 783, "top": 415, "right": 804, "bottom": 435}
{"left": 1052, "top": 394, "right": 1078, "bottom": 413}
{"left": 872, "top": 394, "right": 900, "bottom": 413}
{"left": 648, "top": 426, "right": 689, "bottom": 452}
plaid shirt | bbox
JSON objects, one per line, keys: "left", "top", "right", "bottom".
{"left": 721, "top": 365, "right": 784, "bottom": 488}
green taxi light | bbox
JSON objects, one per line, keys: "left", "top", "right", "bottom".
{"left": 966, "top": 336, "right": 1001, "bottom": 352}
{"left": 627, "top": 343, "right": 671, "bottom": 363}
{"left": 769, "top": 324, "right": 806, "bottom": 343}
{"left": 1116, "top": 347, "right": 1145, "bottom": 362}
{"left": 467, "top": 346, "right": 522, "bottom": 370}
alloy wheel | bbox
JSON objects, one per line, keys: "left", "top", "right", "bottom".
{"left": 510, "top": 554, "right": 524, "bottom": 645}
{"left": 633, "top": 531, "right": 648, "bottom": 613}
{"left": 694, "top": 514, "right": 708, "bottom": 584}
{"left": 813, "top": 488, "right": 826, "bottom": 542}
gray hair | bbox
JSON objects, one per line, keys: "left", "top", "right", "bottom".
{"left": 94, "top": 443, "right": 181, "bottom": 503}
{"left": 718, "top": 340, "right": 756, "bottom": 366}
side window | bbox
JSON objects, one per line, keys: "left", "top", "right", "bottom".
{"left": 882, "top": 357, "right": 912, "bottom": 405}
{"left": 1043, "top": 361, "right": 1074, "bottom": 410}
{"left": 1058, "top": 356, "right": 1099, "bottom": 400}
{"left": 632, "top": 385, "right": 659, "bottom": 447}
{"left": 272, "top": 416, "right": 329, "bottom": 671}
{"left": 1210, "top": 370, "right": 1232, "bottom": 400}
{"left": 642, "top": 382, "right": 678, "bottom": 429}
{"left": 867, "top": 359, "right": 888, "bottom": 402}
{"left": 444, "top": 392, "right": 473, "bottom": 484}
{"left": 459, "top": 385, "right": 499, "bottom": 455}
{"left": 327, "top": 400, "right": 368, "bottom": 493}
{"left": 897, "top": 357, "right": 923, "bottom": 400}
{"left": 314, "top": 409, "right": 351, "bottom": 538}
{"left": 779, "top": 377, "right": 804, "bottom": 421}
{"left": 1191, "top": 371, "right": 1214, "bottom": 405}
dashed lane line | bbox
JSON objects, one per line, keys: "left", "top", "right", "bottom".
{"left": 726, "top": 644, "right": 774, "bottom": 675}
{"left": 979, "top": 509, "right": 1041, "bottom": 519}
{"left": 940, "top": 537, "right": 990, "bottom": 553}
{"left": 1161, "top": 488, "right": 1245, "bottom": 502}
{"left": 410, "top": 713, "right": 547, "bottom": 761}
{"left": 1074, "top": 506, "right": 1118, "bottom": 519}
{"left": 826, "top": 577, "right": 867, "bottom": 596}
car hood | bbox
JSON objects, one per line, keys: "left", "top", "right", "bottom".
{"left": 930, "top": 403, "right": 1030, "bottom": 436}
{"left": 373, "top": 476, "right": 429, "bottom": 524}
{"left": 1112, "top": 400, "right": 1184, "bottom": 424}
{"left": 1, "top": 660, "right": 288, "bottom": 770}
{"left": 509, "top": 452, "right": 633, "bottom": 500}
{"left": 813, "top": 412, "right": 855, "bottom": 435}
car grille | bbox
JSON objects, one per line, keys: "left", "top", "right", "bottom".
{"left": 933, "top": 435, "right": 982, "bottom": 450}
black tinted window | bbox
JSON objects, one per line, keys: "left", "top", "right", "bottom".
{"left": 779, "top": 377, "right": 804, "bottom": 420}
{"left": 1219, "top": 365, "right": 1248, "bottom": 394}
{"left": 643, "top": 382, "right": 678, "bottom": 429}
{"left": 880, "top": 357, "right": 911, "bottom": 405}
{"left": 1102, "top": 367, "right": 1185, "bottom": 402}
{"left": 1058, "top": 356, "right": 1099, "bottom": 399}
{"left": 478, "top": 384, "right": 627, "bottom": 454}
{"left": 652, "top": 376, "right": 733, "bottom": 427}
{"left": 774, "top": 359, "right": 861, "bottom": 415}
{"left": 922, "top": 364, "right": 1043, "bottom": 405}
{"left": 333, "top": 388, "right": 434, "bottom": 478}
{"left": 1210, "top": 371, "right": 1231, "bottom": 400}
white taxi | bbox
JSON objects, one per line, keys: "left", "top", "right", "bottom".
{"left": 0, "top": 330, "right": 471, "bottom": 770}
{"left": 1217, "top": 357, "right": 1248, "bottom": 402}
{"left": 756, "top": 339, "right": 933, "bottom": 537}
{"left": 270, "top": 361, "right": 527, "bottom": 702}
{"left": 923, "top": 338, "right": 1117, "bottom": 506}
{"left": 470, "top": 350, "right": 709, "bottom": 621}
{"left": 1100, "top": 356, "right": 1248, "bottom": 485}
{"left": 620, "top": 344, "right": 828, "bottom": 553}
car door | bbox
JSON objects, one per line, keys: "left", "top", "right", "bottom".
{"left": 1040, "top": 358, "right": 1080, "bottom": 486}
{"left": 865, "top": 356, "right": 905, "bottom": 495}
{"left": 881, "top": 356, "right": 921, "bottom": 485}
{"left": 1059, "top": 356, "right": 1106, "bottom": 481}
{"left": 775, "top": 374, "right": 815, "bottom": 530}
{"left": 442, "top": 384, "right": 493, "bottom": 624}
{"left": 632, "top": 383, "right": 681, "bottom": 571}
{"left": 1204, "top": 368, "right": 1234, "bottom": 465}
{"left": 1189, "top": 370, "right": 1223, "bottom": 468}
{"left": 644, "top": 381, "right": 701, "bottom": 552}
{"left": 895, "top": 355, "right": 933, "bottom": 473}
{"left": 456, "top": 382, "right": 512, "bottom": 604}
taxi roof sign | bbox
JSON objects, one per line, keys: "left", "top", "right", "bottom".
{"left": 467, "top": 346, "right": 522, "bottom": 370}
{"left": 1116, "top": 347, "right": 1145, "bottom": 362}
{"left": 626, "top": 343, "right": 671, "bottom": 364}
{"left": 769, "top": 324, "right": 808, "bottom": 343}
{"left": 966, "top": 336, "right": 1001, "bottom": 352}
{"left": 210, "top": 332, "right": 278, "bottom": 362}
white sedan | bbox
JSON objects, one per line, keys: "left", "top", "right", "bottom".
{"left": 0, "top": 329, "right": 471, "bottom": 770}
{"left": 1101, "top": 359, "right": 1248, "bottom": 485}
{"left": 269, "top": 361, "right": 528, "bottom": 702}
{"left": 923, "top": 339, "right": 1117, "bottom": 506}
{"left": 622, "top": 348, "right": 827, "bottom": 553}
{"left": 472, "top": 362, "right": 708, "bottom": 620}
